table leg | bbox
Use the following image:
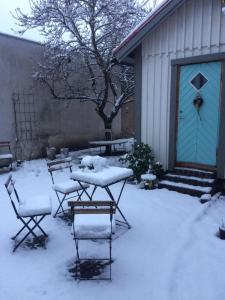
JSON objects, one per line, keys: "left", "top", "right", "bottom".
{"left": 76, "top": 181, "right": 98, "bottom": 202}
{"left": 105, "top": 185, "right": 131, "bottom": 229}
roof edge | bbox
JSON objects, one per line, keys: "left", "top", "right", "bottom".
{"left": 114, "top": 0, "right": 185, "bottom": 62}
{"left": 0, "top": 32, "right": 42, "bottom": 46}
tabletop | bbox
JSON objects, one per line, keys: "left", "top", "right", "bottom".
{"left": 70, "top": 166, "right": 133, "bottom": 187}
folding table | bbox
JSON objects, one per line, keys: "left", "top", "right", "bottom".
{"left": 70, "top": 166, "right": 133, "bottom": 228}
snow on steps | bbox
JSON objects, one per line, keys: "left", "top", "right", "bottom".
{"left": 160, "top": 180, "right": 212, "bottom": 193}
{"left": 158, "top": 167, "right": 215, "bottom": 197}
{"left": 164, "top": 173, "right": 215, "bottom": 187}
{"left": 173, "top": 167, "right": 215, "bottom": 179}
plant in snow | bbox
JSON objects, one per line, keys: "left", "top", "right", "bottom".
{"left": 125, "top": 143, "right": 164, "bottom": 182}
{"left": 152, "top": 161, "right": 164, "bottom": 178}
{"left": 125, "top": 143, "right": 154, "bottom": 182}
{"left": 14, "top": 0, "right": 148, "bottom": 154}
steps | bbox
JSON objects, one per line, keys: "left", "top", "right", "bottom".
{"left": 158, "top": 167, "right": 216, "bottom": 197}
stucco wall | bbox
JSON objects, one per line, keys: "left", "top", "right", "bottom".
{"left": 0, "top": 34, "right": 121, "bottom": 160}
{"left": 141, "top": 0, "right": 225, "bottom": 169}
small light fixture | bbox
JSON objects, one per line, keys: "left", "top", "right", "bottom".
{"left": 222, "top": 0, "right": 225, "bottom": 14}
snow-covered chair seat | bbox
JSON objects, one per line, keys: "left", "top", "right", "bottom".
{"left": 47, "top": 158, "right": 89, "bottom": 218}
{"left": 0, "top": 153, "right": 13, "bottom": 159}
{"left": 53, "top": 181, "right": 89, "bottom": 194}
{"left": 18, "top": 195, "right": 52, "bottom": 217}
{"left": 73, "top": 214, "right": 115, "bottom": 238}
{"left": 69, "top": 200, "right": 115, "bottom": 280}
{"left": 5, "top": 175, "right": 52, "bottom": 252}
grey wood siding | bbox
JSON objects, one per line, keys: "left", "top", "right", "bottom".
{"left": 141, "top": 0, "right": 225, "bottom": 169}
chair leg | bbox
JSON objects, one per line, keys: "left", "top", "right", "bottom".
{"left": 109, "top": 237, "right": 112, "bottom": 280}
{"left": 31, "top": 216, "right": 48, "bottom": 237}
{"left": 73, "top": 222, "right": 80, "bottom": 260}
{"left": 54, "top": 193, "right": 66, "bottom": 217}
{"left": 12, "top": 220, "right": 37, "bottom": 252}
{"left": 20, "top": 218, "right": 38, "bottom": 239}
{"left": 12, "top": 216, "right": 48, "bottom": 252}
{"left": 11, "top": 218, "right": 33, "bottom": 240}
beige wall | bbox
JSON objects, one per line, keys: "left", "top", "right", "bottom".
{"left": 0, "top": 34, "right": 121, "bottom": 160}
{"left": 141, "top": 0, "right": 225, "bottom": 169}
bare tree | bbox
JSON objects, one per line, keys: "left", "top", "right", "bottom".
{"left": 14, "top": 0, "right": 147, "bottom": 153}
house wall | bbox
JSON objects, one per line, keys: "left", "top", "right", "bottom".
{"left": 141, "top": 0, "right": 225, "bottom": 169}
{"left": 0, "top": 34, "right": 121, "bottom": 160}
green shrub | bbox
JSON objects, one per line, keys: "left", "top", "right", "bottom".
{"left": 125, "top": 143, "right": 154, "bottom": 182}
{"left": 152, "top": 161, "right": 164, "bottom": 178}
{"left": 125, "top": 143, "right": 164, "bottom": 182}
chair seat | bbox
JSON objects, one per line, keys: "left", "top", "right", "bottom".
{"left": 18, "top": 195, "right": 52, "bottom": 217}
{"left": 53, "top": 181, "right": 89, "bottom": 194}
{"left": 0, "top": 153, "right": 13, "bottom": 159}
{"left": 73, "top": 214, "right": 115, "bottom": 238}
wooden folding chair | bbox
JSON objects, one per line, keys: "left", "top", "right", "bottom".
{"left": 47, "top": 158, "right": 89, "bottom": 217}
{"left": 68, "top": 200, "right": 115, "bottom": 280}
{"left": 5, "top": 175, "right": 52, "bottom": 252}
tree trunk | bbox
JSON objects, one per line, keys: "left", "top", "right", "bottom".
{"left": 104, "top": 122, "right": 112, "bottom": 155}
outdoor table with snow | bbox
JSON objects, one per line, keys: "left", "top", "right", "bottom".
{"left": 70, "top": 166, "right": 133, "bottom": 228}
{"left": 88, "top": 138, "right": 134, "bottom": 153}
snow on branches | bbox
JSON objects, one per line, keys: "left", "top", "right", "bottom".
{"left": 14, "top": 0, "right": 148, "bottom": 139}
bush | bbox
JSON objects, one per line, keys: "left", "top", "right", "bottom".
{"left": 125, "top": 143, "right": 164, "bottom": 182}
{"left": 152, "top": 161, "right": 164, "bottom": 178}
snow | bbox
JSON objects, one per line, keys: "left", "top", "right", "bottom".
{"left": 200, "top": 194, "right": 212, "bottom": 201}
{"left": 71, "top": 166, "right": 133, "bottom": 187}
{"left": 160, "top": 180, "right": 212, "bottom": 193}
{"left": 141, "top": 174, "right": 157, "bottom": 181}
{"left": 53, "top": 181, "right": 89, "bottom": 194}
{"left": 0, "top": 153, "right": 13, "bottom": 159}
{"left": 89, "top": 138, "right": 134, "bottom": 146}
{"left": 73, "top": 214, "right": 115, "bottom": 238}
{"left": 81, "top": 155, "right": 108, "bottom": 172}
{"left": 1, "top": 156, "right": 225, "bottom": 300}
{"left": 175, "top": 167, "right": 214, "bottom": 175}
{"left": 18, "top": 195, "right": 52, "bottom": 217}
{"left": 166, "top": 173, "right": 215, "bottom": 183}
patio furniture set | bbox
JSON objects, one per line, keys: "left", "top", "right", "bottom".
{"left": 4, "top": 156, "right": 133, "bottom": 280}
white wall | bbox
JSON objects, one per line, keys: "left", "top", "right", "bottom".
{"left": 141, "top": 0, "right": 225, "bottom": 168}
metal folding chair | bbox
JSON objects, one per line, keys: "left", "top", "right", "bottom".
{"left": 47, "top": 158, "right": 89, "bottom": 217}
{"left": 68, "top": 200, "right": 115, "bottom": 280}
{"left": 5, "top": 175, "right": 52, "bottom": 252}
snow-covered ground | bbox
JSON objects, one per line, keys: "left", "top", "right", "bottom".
{"left": 1, "top": 154, "right": 225, "bottom": 300}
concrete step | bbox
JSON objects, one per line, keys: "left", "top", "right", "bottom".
{"left": 173, "top": 167, "right": 215, "bottom": 179}
{"left": 158, "top": 180, "right": 212, "bottom": 197}
{"left": 164, "top": 173, "right": 215, "bottom": 187}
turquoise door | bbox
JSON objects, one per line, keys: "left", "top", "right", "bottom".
{"left": 176, "top": 62, "right": 221, "bottom": 167}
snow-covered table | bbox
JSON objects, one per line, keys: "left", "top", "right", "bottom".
{"left": 70, "top": 166, "right": 133, "bottom": 228}
{"left": 89, "top": 138, "right": 133, "bottom": 153}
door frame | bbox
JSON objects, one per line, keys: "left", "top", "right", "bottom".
{"left": 169, "top": 53, "right": 225, "bottom": 178}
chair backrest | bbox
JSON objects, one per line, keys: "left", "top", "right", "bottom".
{"left": 5, "top": 175, "right": 20, "bottom": 217}
{"left": 47, "top": 157, "right": 73, "bottom": 184}
{"left": 68, "top": 201, "right": 115, "bottom": 215}
{"left": 69, "top": 201, "right": 115, "bottom": 240}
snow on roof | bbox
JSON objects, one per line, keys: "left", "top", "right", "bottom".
{"left": 113, "top": 0, "right": 172, "bottom": 55}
